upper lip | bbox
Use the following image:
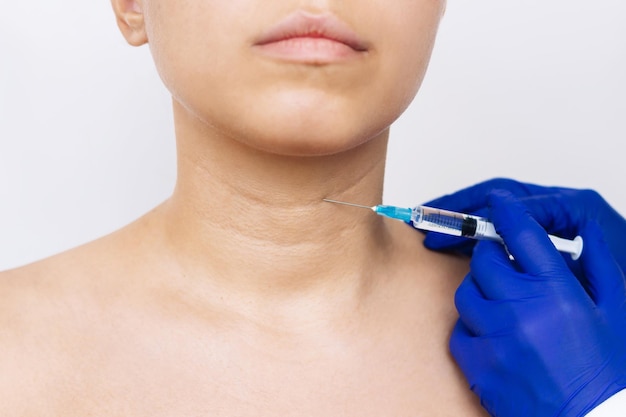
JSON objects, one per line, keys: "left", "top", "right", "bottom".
{"left": 253, "top": 11, "right": 369, "bottom": 52}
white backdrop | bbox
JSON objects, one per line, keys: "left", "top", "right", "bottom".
{"left": 1, "top": 1, "right": 625, "bottom": 270}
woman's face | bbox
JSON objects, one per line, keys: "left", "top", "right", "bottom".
{"left": 131, "top": 0, "right": 445, "bottom": 156}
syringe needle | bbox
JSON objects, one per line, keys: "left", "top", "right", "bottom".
{"left": 322, "top": 199, "right": 375, "bottom": 210}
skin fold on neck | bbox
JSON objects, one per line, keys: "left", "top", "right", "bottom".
{"left": 153, "top": 99, "right": 405, "bottom": 304}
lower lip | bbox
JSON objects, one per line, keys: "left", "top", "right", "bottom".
{"left": 253, "top": 37, "right": 366, "bottom": 63}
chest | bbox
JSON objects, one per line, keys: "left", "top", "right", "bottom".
{"left": 31, "top": 321, "right": 487, "bottom": 417}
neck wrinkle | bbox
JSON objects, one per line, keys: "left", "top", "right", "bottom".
{"left": 157, "top": 100, "right": 397, "bottom": 306}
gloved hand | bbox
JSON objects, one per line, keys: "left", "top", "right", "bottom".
{"left": 422, "top": 178, "right": 626, "bottom": 273}
{"left": 451, "top": 190, "right": 626, "bottom": 417}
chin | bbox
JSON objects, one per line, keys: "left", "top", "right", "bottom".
{"left": 238, "top": 126, "right": 370, "bottom": 157}
{"left": 228, "top": 97, "right": 395, "bottom": 157}
{"left": 234, "top": 112, "right": 387, "bottom": 157}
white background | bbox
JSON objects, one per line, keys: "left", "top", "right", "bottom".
{"left": 1, "top": 1, "right": 625, "bottom": 270}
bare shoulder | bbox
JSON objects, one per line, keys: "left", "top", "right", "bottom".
{"left": 0, "top": 234, "right": 124, "bottom": 321}
{"left": 0, "top": 228, "right": 147, "bottom": 414}
{"left": 0, "top": 253, "right": 84, "bottom": 340}
{"left": 0, "top": 249, "right": 97, "bottom": 378}
{"left": 0, "top": 209, "right": 161, "bottom": 322}
{"left": 0, "top": 220, "right": 152, "bottom": 350}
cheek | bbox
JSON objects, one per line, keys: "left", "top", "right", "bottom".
{"left": 376, "top": 3, "right": 444, "bottom": 108}
{"left": 143, "top": 1, "right": 247, "bottom": 101}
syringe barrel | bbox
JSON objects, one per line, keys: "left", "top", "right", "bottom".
{"left": 411, "top": 206, "right": 501, "bottom": 240}
{"left": 411, "top": 205, "right": 583, "bottom": 260}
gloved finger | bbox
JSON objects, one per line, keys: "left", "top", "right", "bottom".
{"left": 471, "top": 240, "right": 557, "bottom": 300}
{"left": 449, "top": 320, "right": 484, "bottom": 385}
{"left": 512, "top": 192, "right": 587, "bottom": 277}
{"left": 516, "top": 193, "right": 581, "bottom": 238}
{"left": 455, "top": 273, "right": 515, "bottom": 336}
{"left": 487, "top": 189, "right": 570, "bottom": 278}
{"left": 422, "top": 178, "right": 547, "bottom": 255}
{"left": 422, "top": 234, "right": 475, "bottom": 257}
{"left": 449, "top": 320, "right": 505, "bottom": 402}
{"left": 579, "top": 220, "right": 626, "bottom": 310}
{"left": 449, "top": 319, "right": 472, "bottom": 356}
{"left": 451, "top": 320, "right": 535, "bottom": 417}
{"left": 519, "top": 191, "right": 626, "bottom": 276}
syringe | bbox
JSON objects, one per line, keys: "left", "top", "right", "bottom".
{"left": 323, "top": 199, "right": 583, "bottom": 260}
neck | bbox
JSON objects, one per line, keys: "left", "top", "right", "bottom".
{"left": 158, "top": 101, "right": 399, "bottom": 302}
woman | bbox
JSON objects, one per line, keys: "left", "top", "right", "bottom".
{"left": 0, "top": 0, "right": 491, "bottom": 414}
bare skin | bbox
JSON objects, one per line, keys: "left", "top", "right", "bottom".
{"left": 0, "top": 0, "right": 488, "bottom": 415}
{"left": 0, "top": 209, "right": 485, "bottom": 416}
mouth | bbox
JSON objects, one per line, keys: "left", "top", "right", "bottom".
{"left": 252, "top": 11, "right": 370, "bottom": 63}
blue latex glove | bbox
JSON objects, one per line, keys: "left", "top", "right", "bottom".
{"left": 451, "top": 190, "right": 626, "bottom": 417}
{"left": 423, "top": 178, "right": 626, "bottom": 273}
